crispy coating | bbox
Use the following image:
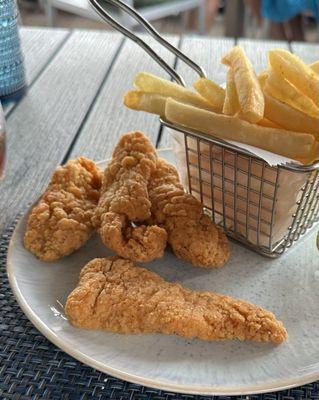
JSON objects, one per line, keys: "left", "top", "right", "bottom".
{"left": 93, "top": 132, "right": 167, "bottom": 262}
{"left": 148, "top": 158, "right": 230, "bottom": 268}
{"left": 65, "top": 257, "right": 288, "bottom": 344}
{"left": 24, "top": 157, "right": 102, "bottom": 262}
{"left": 99, "top": 212, "right": 167, "bottom": 263}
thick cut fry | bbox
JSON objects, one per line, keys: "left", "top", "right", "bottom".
{"left": 222, "top": 46, "right": 264, "bottom": 123}
{"left": 310, "top": 60, "right": 319, "bottom": 74}
{"left": 258, "top": 70, "right": 268, "bottom": 87}
{"left": 264, "top": 92, "right": 319, "bottom": 139}
{"left": 257, "top": 118, "right": 282, "bottom": 129}
{"left": 297, "top": 141, "right": 319, "bottom": 165}
{"left": 268, "top": 49, "right": 319, "bottom": 105}
{"left": 193, "top": 78, "right": 225, "bottom": 112}
{"left": 165, "top": 98, "right": 314, "bottom": 160}
{"left": 124, "top": 90, "right": 166, "bottom": 116}
{"left": 223, "top": 69, "right": 240, "bottom": 115}
{"left": 134, "top": 72, "right": 215, "bottom": 112}
{"left": 264, "top": 70, "right": 319, "bottom": 118}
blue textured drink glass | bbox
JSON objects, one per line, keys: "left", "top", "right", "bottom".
{"left": 0, "top": 0, "right": 25, "bottom": 101}
{"left": 0, "top": 102, "right": 5, "bottom": 178}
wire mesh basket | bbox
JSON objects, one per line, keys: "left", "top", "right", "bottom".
{"left": 88, "top": 0, "right": 319, "bottom": 258}
{"left": 162, "top": 120, "right": 319, "bottom": 258}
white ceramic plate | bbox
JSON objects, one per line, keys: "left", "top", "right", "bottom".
{"left": 7, "top": 150, "right": 319, "bottom": 396}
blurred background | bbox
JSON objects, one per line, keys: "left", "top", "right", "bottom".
{"left": 17, "top": 0, "right": 319, "bottom": 42}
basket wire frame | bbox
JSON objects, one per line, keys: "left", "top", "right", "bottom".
{"left": 283, "top": 171, "right": 319, "bottom": 252}
{"left": 180, "top": 130, "right": 319, "bottom": 258}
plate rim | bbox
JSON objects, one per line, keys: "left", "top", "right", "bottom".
{"left": 6, "top": 157, "right": 319, "bottom": 396}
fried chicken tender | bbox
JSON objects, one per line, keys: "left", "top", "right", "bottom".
{"left": 65, "top": 257, "right": 287, "bottom": 344}
{"left": 148, "top": 158, "right": 230, "bottom": 268}
{"left": 93, "top": 131, "right": 167, "bottom": 262}
{"left": 24, "top": 157, "right": 102, "bottom": 262}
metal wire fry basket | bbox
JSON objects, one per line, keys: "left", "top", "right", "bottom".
{"left": 89, "top": 0, "right": 319, "bottom": 258}
{"left": 162, "top": 120, "right": 319, "bottom": 257}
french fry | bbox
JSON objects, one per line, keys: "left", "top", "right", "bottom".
{"left": 193, "top": 78, "right": 225, "bottom": 112}
{"left": 268, "top": 49, "right": 319, "bottom": 105}
{"left": 264, "top": 70, "right": 319, "bottom": 118}
{"left": 258, "top": 70, "right": 268, "bottom": 87}
{"left": 257, "top": 118, "right": 282, "bottom": 129}
{"left": 264, "top": 92, "right": 319, "bottom": 140}
{"left": 223, "top": 69, "right": 240, "bottom": 115}
{"left": 124, "top": 90, "right": 166, "bottom": 116}
{"left": 165, "top": 98, "right": 314, "bottom": 160}
{"left": 134, "top": 72, "right": 216, "bottom": 112}
{"left": 297, "top": 141, "right": 319, "bottom": 165}
{"left": 222, "top": 46, "right": 264, "bottom": 123}
{"left": 310, "top": 60, "right": 319, "bottom": 74}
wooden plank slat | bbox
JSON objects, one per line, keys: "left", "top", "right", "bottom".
{"left": 69, "top": 35, "right": 179, "bottom": 161}
{"left": 290, "top": 42, "right": 319, "bottom": 64}
{"left": 21, "top": 27, "right": 69, "bottom": 85}
{"left": 238, "top": 38, "right": 289, "bottom": 73}
{"left": 3, "top": 27, "right": 69, "bottom": 116}
{"left": 159, "top": 37, "right": 235, "bottom": 148}
{"left": 176, "top": 37, "right": 235, "bottom": 85}
{"left": 0, "top": 31, "right": 123, "bottom": 235}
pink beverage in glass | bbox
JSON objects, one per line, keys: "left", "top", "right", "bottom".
{"left": 0, "top": 103, "right": 5, "bottom": 178}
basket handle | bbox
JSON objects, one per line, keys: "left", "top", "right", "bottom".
{"left": 88, "top": 0, "right": 207, "bottom": 86}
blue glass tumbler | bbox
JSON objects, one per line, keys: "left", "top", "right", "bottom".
{"left": 0, "top": 102, "right": 5, "bottom": 178}
{"left": 0, "top": 0, "right": 26, "bottom": 102}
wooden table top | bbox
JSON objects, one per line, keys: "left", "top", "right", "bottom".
{"left": 1, "top": 27, "right": 318, "bottom": 236}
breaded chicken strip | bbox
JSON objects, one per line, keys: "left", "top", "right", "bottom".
{"left": 65, "top": 257, "right": 287, "bottom": 344}
{"left": 24, "top": 157, "right": 102, "bottom": 262}
{"left": 148, "top": 158, "right": 230, "bottom": 268}
{"left": 93, "top": 131, "right": 167, "bottom": 262}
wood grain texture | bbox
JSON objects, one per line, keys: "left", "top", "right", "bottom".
{"left": 290, "top": 42, "right": 319, "bottom": 63}
{"left": 0, "top": 31, "right": 122, "bottom": 235}
{"left": 69, "top": 35, "right": 179, "bottom": 161}
{"left": 159, "top": 37, "right": 234, "bottom": 148}
{"left": 3, "top": 27, "right": 69, "bottom": 116}
{"left": 238, "top": 38, "right": 289, "bottom": 73}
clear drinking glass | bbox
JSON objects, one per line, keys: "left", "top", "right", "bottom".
{"left": 0, "top": 102, "right": 5, "bottom": 179}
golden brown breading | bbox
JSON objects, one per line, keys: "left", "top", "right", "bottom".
{"left": 93, "top": 131, "right": 167, "bottom": 263}
{"left": 98, "top": 212, "right": 168, "bottom": 263}
{"left": 24, "top": 157, "right": 102, "bottom": 262}
{"left": 148, "top": 158, "right": 230, "bottom": 268}
{"left": 65, "top": 257, "right": 287, "bottom": 344}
